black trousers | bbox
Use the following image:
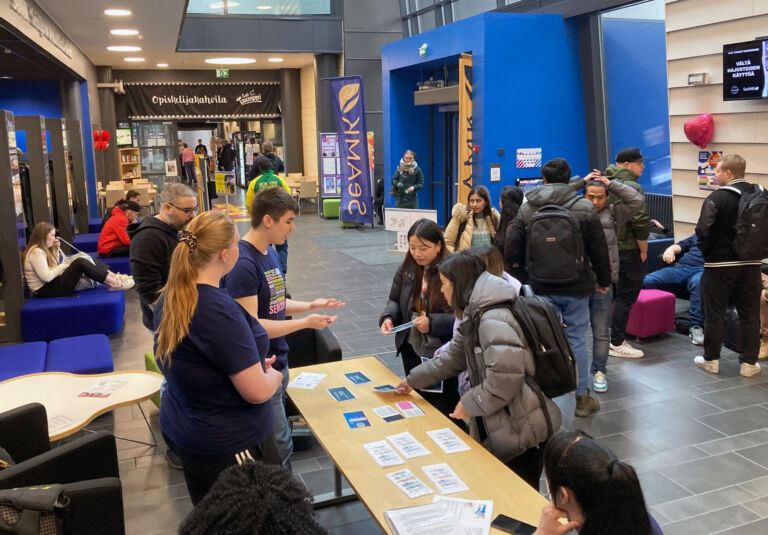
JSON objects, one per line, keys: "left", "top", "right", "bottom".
{"left": 163, "top": 432, "right": 281, "bottom": 505}
{"left": 611, "top": 249, "right": 647, "bottom": 345}
{"left": 401, "top": 342, "right": 462, "bottom": 425}
{"left": 505, "top": 442, "right": 546, "bottom": 491}
{"left": 702, "top": 265, "right": 762, "bottom": 364}
{"left": 35, "top": 257, "right": 109, "bottom": 298}
{"left": 102, "top": 244, "right": 130, "bottom": 258}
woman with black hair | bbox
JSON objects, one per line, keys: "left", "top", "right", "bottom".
{"left": 534, "top": 430, "right": 663, "bottom": 535}
{"left": 379, "top": 218, "right": 458, "bottom": 420}
{"left": 444, "top": 185, "right": 500, "bottom": 252}
{"left": 396, "top": 251, "right": 559, "bottom": 489}
{"left": 492, "top": 185, "right": 524, "bottom": 253}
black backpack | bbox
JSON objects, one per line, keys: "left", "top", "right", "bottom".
{"left": 722, "top": 184, "right": 768, "bottom": 261}
{"left": 525, "top": 197, "right": 584, "bottom": 285}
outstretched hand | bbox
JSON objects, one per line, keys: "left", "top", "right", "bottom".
{"left": 305, "top": 314, "right": 338, "bottom": 329}
{"left": 311, "top": 298, "right": 346, "bottom": 310}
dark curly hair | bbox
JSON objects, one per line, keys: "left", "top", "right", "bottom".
{"left": 178, "top": 461, "right": 328, "bottom": 535}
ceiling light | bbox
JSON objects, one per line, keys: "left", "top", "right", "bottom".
{"left": 210, "top": 1, "right": 239, "bottom": 8}
{"left": 0, "top": 76, "right": 13, "bottom": 79}
{"left": 107, "top": 45, "right": 141, "bottom": 52}
{"left": 268, "top": 57, "right": 283, "bottom": 63}
{"left": 104, "top": 8, "right": 131, "bottom": 16}
{"left": 204, "top": 57, "right": 255, "bottom": 65}
{"left": 157, "top": 63, "right": 168, "bottom": 68}
{"left": 124, "top": 57, "right": 145, "bottom": 62}
{"left": 110, "top": 29, "right": 139, "bottom": 36}
{"left": 257, "top": 5, "right": 272, "bottom": 10}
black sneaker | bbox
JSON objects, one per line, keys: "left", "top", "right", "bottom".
{"left": 575, "top": 392, "right": 600, "bottom": 418}
{"left": 165, "top": 449, "right": 183, "bottom": 470}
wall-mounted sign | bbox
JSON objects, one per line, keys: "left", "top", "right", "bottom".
{"left": 698, "top": 150, "right": 722, "bottom": 190}
{"left": 124, "top": 82, "right": 280, "bottom": 120}
{"left": 10, "top": 0, "right": 74, "bottom": 58}
{"left": 216, "top": 69, "right": 229, "bottom": 79}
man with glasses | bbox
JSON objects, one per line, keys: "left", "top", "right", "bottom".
{"left": 129, "top": 183, "right": 198, "bottom": 331}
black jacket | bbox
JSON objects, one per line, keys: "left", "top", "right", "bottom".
{"left": 128, "top": 216, "right": 179, "bottom": 329}
{"left": 218, "top": 144, "right": 235, "bottom": 171}
{"left": 379, "top": 265, "right": 454, "bottom": 357}
{"left": 505, "top": 182, "right": 611, "bottom": 295}
{"left": 264, "top": 152, "right": 285, "bottom": 174}
{"left": 695, "top": 179, "right": 757, "bottom": 265}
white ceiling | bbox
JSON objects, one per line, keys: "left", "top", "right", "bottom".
{"left": 35, "top": 0, "right": 316, "bottom": 70}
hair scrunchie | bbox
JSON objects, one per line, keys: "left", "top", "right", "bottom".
{"left": 178, "top": 230, "right": 198, "bottom": 253}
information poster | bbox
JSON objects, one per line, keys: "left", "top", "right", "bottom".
{"left": 698, "top": 150, "right": 722, "bottom": 190}
{"left": 320, "top": 132, "right": 342, "bottom": 197}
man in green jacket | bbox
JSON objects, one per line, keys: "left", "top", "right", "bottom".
{"left": 605, "top": 147, "right": 651, "bottom": 359}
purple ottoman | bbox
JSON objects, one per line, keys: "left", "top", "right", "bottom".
{"left": 625, "top": 289, "right": 676, "bottom": 338}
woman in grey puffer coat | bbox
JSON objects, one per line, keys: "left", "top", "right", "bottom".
{"left": 397, "top": 251, "right": 560, "bottom": 489}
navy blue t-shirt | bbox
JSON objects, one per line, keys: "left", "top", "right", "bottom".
{"left": 153, "top": 284, "right": 273, "bottom": 456}
{"left": 222, "top": 241, "right": 289, "bottom": 368}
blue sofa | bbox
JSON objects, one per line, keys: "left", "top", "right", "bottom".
{"left": 0, "top": 334, "right": 113, "bottom": 382}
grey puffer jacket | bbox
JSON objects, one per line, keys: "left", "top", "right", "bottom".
{"left": 407, "top": 272, "right": 561, "bottom": 462}
{"left": 570, "top": 178, "right": 645, "bottom": 283}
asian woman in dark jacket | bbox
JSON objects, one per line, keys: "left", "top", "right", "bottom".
{"left": 379, "top": 219, "right": 458, "bottom": 419}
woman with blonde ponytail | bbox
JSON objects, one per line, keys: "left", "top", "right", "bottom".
{"left": 153, "top": 210, "right": 283, "bottom": 505}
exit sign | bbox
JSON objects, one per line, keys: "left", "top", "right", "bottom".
{"left": 216, "top": 69, "right": 229, "bottom": 79}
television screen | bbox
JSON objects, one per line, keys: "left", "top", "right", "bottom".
{"left": 723, "top": 39, "right": 767, "bottom": 100}
{"left": 116, "top": 128, "right": 132, "bottom": 146}
{"left": 516, "top": 177, "right": 544, "bottom": 194}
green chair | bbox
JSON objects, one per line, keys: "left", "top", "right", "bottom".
{"left": 144, "top": 351, "right": 161, "bottom": 408}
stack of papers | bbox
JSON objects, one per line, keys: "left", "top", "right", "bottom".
{"left": 385, "top": 496, "right": 494, "bottom": 535}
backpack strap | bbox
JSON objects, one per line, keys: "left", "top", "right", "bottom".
{"left": 525, "top": 375, "right": 554, "bottom": 437}
{"left": 721, "top": 185, "right": 742, "bottom": 197}
{"left": 563, "top": 196, "right": 580, "bottom": 210}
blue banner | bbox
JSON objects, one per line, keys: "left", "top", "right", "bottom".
{"left": 329, "top": 76, "right": 373, "bottom": 224}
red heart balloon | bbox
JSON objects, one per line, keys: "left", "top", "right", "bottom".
{"left": 101, "top": 131, "right": 110, "bottom": 142}
{"left": 684, "top": 114, "right": 714, "bottom": 149}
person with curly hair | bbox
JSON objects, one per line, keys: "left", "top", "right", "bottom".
{"left": 178, "top": 461, "right": 328, "bottom": 535}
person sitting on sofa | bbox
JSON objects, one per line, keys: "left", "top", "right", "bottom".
{"left": 642, "top": 233, "right": 704, "bottom": 345}
{"left": 98, "top": 200, "right": 141, "bottom": 258}
{"left": 23, "top": 222, "right": 133, "bottom": 297}
{"left": 100, "top": 189, "right": 141, "bottom": 230}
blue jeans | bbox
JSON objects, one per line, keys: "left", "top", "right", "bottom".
{"left": 274, "top": 241, "right": 288, "bottom": 274}
{"left": 542, "top": 294, "right": 590, "bottom": 395}
{"left": 589, "top": 287, "right": 613, "bottom": 375}
{"left": 644, "top": 266, "right": 703, "bottom": 326}
{"left": 268, "top": 365, "right": 293, "bottom": 469}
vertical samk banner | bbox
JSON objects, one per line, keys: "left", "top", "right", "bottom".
{"left": 329, "top": 76, "right": 374, "bottom": 224}
{"left": 458, "top": 53, "right": 474, "bottom": 204}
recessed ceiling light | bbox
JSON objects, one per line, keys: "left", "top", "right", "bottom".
{"left": 107, "top": 45, "right": 141, "bottom": 52}
{"left": 124, "top": 57, "right": 145, "bottom": 62}
{"left": 210, "top": 1, "right": 239, "bottom": 8}
{"left": 268, "top": 57, "right": 283, "bottom": 63}
{"left": 110, "top": 29, "right": 139, "bottom": 36}
{"left": 104, "top": 8, "right": 131, "bottom": 16}
{"left": 0, "top": 76, "right": 13, "bottom": 79}
{"left": 204, "top": 57, "right": 256, "bottom": 65}
{"left": 156, "top": 63, "right": 169, "bottom": 68}
{"left": 257, "top": 5, "right": 271, "bottom": 10}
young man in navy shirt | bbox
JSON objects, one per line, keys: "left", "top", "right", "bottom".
{"left": 222, "top": 187, "right": 345, "bottom": 468}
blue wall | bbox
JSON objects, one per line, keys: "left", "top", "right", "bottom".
{"left": 382, "top": 12, "right": 589, "bottom": 223}
{"left": 0, "top": 80, "right": 62, "bottom": 154}
{"left": 603, "top": 18, "right": 671, "bottom": 195}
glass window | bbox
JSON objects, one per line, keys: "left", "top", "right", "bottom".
{"left": 452, "top": 0, "right": 497, "bottom": 21}
{"left": 187, "top": 0, "right": 331, "bottom": 16}
{"left": 418, "top": 11, "right": 436, "bottom": 33}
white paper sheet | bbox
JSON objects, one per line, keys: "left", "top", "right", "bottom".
{"left": 385, "top": 500, "right": 464, "bottom": 535}
{"left": 386, "top": 468, "right": 434, "bottom": 499}
{"left": 422, "top": 463, "right": 469, "bottom": 495}
{"left": 287, "top": 372, "right": 327, "bottom": 390}
{"left": 426, "top": 428, "right": 471, "bottom": 454}
{"left": 363, "top": 440, "right": 405, "bottom": 467}
{"left": 387, "top": 431, "right": 431, "bottom": 459}
{"left": 432, "top": 496, "right": 494, "bottom": 535}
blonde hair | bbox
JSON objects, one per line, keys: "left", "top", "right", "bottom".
{"left": 472, "top": 244, "right": 504, "bottom": 277}
{"left": 720, "top": 154, "right": 746, "bottom": 178}
{"left": 22, "top": 222, "right": 58, "bottom": 268}
{"left": 155, "top": 210, "right": 237, "bottom": 365}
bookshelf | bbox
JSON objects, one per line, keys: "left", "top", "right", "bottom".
{"left": 118, "top": 147, "right": 141, "bottom": 181}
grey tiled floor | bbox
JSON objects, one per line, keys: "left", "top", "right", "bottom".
{"left": 83, "top": 197, "right": 768, "bottom": 534}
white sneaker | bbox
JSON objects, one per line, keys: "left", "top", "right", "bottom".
{"left": 741, "top": 362, "right": 761, "bottom": 377}
{"left": 110, "top": 276, "right": 135, "bottom": 291}
{"left": 592, "top": 371, "right": 608, "bottom": 393}
{"left": 694, "top": 356, "right": 719, "bottom": 374}
{"left": 609, "top": 341, "right": 644, "bottom": 358}
{"left": 689, "top": 325, "right": 704, "bottom": 346}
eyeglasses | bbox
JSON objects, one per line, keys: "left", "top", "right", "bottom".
{"left": 168, "top": 202, "right": 198, "bottom": 215}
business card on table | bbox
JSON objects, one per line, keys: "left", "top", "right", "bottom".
{"left": 373, "top": 384, "right": 399, "bottom": 393}
{"left": 372, "top": 405, "right": 405, "bottom": 423}
{"left": 363, "top": 440, "right": 405, "bottom": 467}
{"left": 343, "top": 410, "right": 371, "bottom": 429}
{"left": 426, "top": 428, "right": 471, "bottom": 454}
{"left": 344, "top": 371, "right": 372, "bottom": 385}
{"left": 387, "top": 431, "right": 431, "bottom": 458}
{"left": 396, "top": 400, "right": 425, "bottom": 417}
{"left": 386, "top": 468, "right": 434, "bottom": 499}
{"left": 327, "top": 386, "right": 356, "bottom": 401}
{"left": 287, "top": 372, "right": 327, "bottom": 390}
{"left": 422, "top": 463, "right": 469, "bottom": 495}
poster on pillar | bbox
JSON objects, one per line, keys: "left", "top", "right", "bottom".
{"left": 124, "top": 82, "right": 280, "bottom": 120}
{"left": 458, "top": 53, "right": 474, "bottom": 204}
{"left": 329, "top": 76, "right": 374, "bottom": 225}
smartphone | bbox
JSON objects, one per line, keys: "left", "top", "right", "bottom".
{"left": 491, "top": 514, "right": 537, "bottom": 535}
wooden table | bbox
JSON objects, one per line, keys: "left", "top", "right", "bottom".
{"left": 0, "top": 371, "right": 163, "bottom": 441}
{"left": 287, "top": 356, "right": 547, "bottom": 534}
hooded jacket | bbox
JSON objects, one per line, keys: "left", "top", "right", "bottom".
{"left": 407, "top": 272, "right": 561, "bottom": 462}
{"left": 604, "top": 165, "right": 650, "bottom": 251}
{"left": 570, "top": 178, "right": 645, "bottom": 283}
{"left": 391, "top": 166, "right": 424, "bottom": 208}
{"left": 444, "top": 203, "right": 500, "bottom": 253}
{"left": 505, "top": 182, "right": 611, "bottom": 295}
{"left": 128, "top": 216, "right": 180, "bottom": 329}
{"left": 97, "top": 207, "right": 131, "bottom": 256}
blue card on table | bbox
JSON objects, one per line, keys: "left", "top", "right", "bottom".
{"left": 373, "top": 384, "right": 398, "bottom": 392}
{"left": 343, "top": 411, "right": 371, "bottom": 428}
{"left": 344, "top": 371, "right": 372, "bottom": 385}
{"left": 327, "top": 386, "right": 356, "bottom": 401}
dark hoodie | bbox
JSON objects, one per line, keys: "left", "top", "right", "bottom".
{"left": 128, "top": 216, "right": 180, "bottom": 330}
{"left": 505, "top": 182, "right": 611, "bottom": 295}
